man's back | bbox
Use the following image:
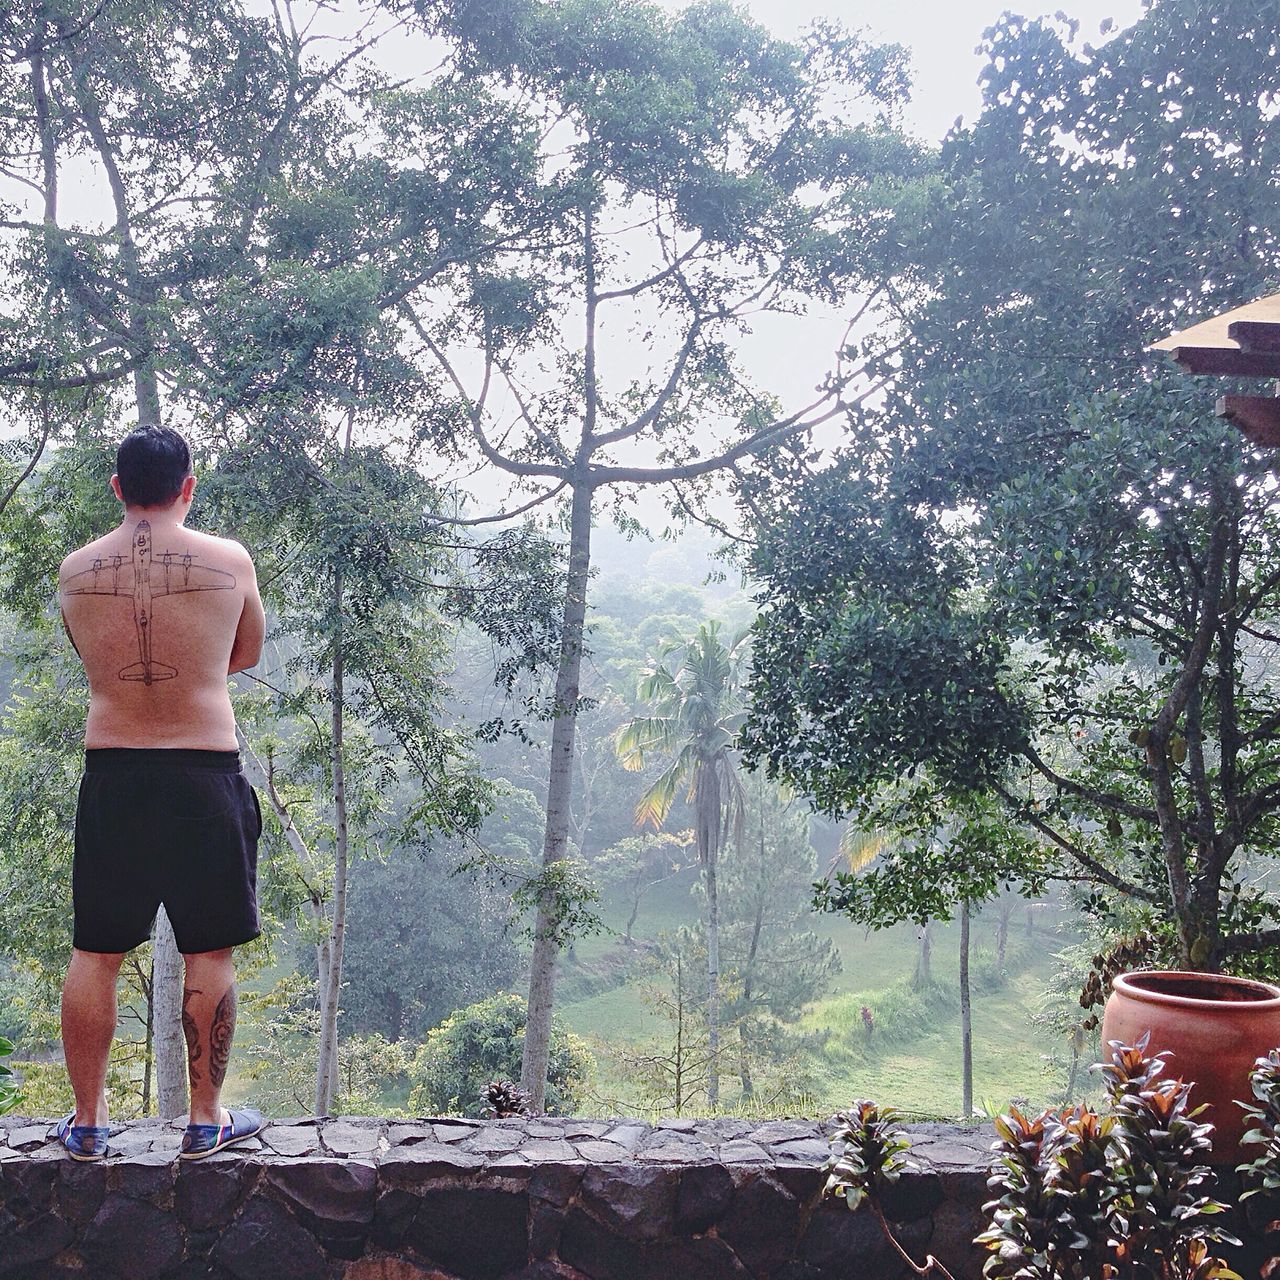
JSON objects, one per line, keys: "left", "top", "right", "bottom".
{"left": 60, "top": 518, "right": 261, "bottom": 751}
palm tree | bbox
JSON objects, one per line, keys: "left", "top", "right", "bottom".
{"left": 616, "top": 621, "right": 749, "bottom": 1109}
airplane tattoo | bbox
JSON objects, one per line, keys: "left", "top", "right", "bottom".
{"left": 62, "top": 520, "right": 236, "bottom": 684}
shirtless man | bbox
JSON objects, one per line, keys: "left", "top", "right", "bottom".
{"left": 56, "top": 425, "right": 267, "bottom": 1160}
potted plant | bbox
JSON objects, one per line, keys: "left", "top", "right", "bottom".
{"left": 1101, "top": 970, "right": 1280, "bottom": 1165}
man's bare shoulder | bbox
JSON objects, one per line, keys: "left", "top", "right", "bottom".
{"left": 180, "top": 528, "right": 256, "bottom": 564}
{"left": 59, "top": 532, "right": 122, "bottom": 583}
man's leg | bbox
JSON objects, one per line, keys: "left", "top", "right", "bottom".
{"left": 61, "top": 947, "right": 126, "bottom": 1127}
{"left": 181, "top": 948, "right": 236, "bottom": 1127}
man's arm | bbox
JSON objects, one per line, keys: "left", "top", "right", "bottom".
{"left": 228, "top": 553, "right": 266, "bottom": 675}
{"left": 57, "top": 556, "right": 83, "bottom": 659}
{"left": 60, "top": 607, "right": 82, "bottom": 658}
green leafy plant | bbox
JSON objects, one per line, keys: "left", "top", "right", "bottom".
{"left": 824, "top": 1100, "right": 958, "bottom": 1278}
{"left": 408, "top": 994, "right": 592, "bottom": 1119}
{"left": 0, "top": 1035, "right": 22, "bottom": 1116}
{"left": 978, "top": 1039, "right": 1240, "bottom": 1280}
{"left": 1236, "top": 1049, "right": 1280, "bottom": 1277}
{"left": 1239, "top": 1049, "right": 1280, "bottom": 1195}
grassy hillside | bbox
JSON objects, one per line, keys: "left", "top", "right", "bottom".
{"left": 557, "top": 872, "right": 1078, "bottom": 1119}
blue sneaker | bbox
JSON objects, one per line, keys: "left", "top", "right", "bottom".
{"left": 179, "top": 1107, "right": 264, "bottom": 1160}
{"left": 54, "top": 1112, "right": 110, "bottom": 1161}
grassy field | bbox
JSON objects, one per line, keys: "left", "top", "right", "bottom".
{"left": 557, "top": 871, "right": 1077, "bottom": 1119}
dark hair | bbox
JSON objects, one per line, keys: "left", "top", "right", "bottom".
{"left": 115, "top": 426, "right": 192, "bottom": 508}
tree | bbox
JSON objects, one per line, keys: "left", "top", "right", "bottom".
{"left": 0, "top": 0, "right": 465, "bottom": 1116}
{"left": 740, "top": 0, "right": 1280, "bottom": 974}
{"left": 595, "top": 830, "right": 696, "bottom": 945}
{"left": 407, "top": 0, "right": 922, "bottom": 1107}
{"left": 338, "top": 838, "right": 520, "bottom": 1042}
{"left": 617, "top": 620, "right": 749, "bottom": 1107}
{"left": 1, "top": 0, "right": 302, "bottom": 1111}
{"left": 616, "top": 930, "right": 713, "bottom": 1117}
{"left": 958, "top": 898, "right": 972, "bottom": 1118}
{"left": 718, "top": 779, "right": 840, "bottom": 1101}
{"left": 407, "top": 993, "right": 592, "bottom": 1119}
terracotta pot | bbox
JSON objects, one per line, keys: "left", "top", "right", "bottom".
{"left": 1101, "top": 969, "right": 1280, "bottom": 1164}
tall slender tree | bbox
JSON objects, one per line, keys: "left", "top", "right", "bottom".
{"left": 0, "top": 0, "right": 410, "bottom": 1110}
{"left": 617, "top": 621, "right": 748, "bottom": 1107}
{"left": 409, "top": 0, "right": 922, "bottom": 1108}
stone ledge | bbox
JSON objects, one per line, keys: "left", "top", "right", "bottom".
{"left": 0, "top": 1114, "right": 996, "bottom": 1279}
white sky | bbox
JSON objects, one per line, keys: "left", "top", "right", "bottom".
{"left": 700, "top": 0, "right": 1148, "bottom": 464}
{"left": 741, "top": 0, "right": 1145, "bottom": 142}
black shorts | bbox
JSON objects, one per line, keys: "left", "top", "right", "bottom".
{"left": 73, "top": 749, "right": 262, "bottom": 956}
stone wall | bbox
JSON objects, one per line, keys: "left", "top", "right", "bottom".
{"left": 34, "top": 1107, "right": 1264, "bottom": 1279}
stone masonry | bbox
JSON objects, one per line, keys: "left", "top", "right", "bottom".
{"left": 0, "top": 1114, "right": 995, "bottom": 1279}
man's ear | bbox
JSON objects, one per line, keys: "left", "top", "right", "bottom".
{"left": 110, "top": 474, "right": 124, "bottom": 503}
{"left": 181, "top": 474, "right": 197, "bottom": 504}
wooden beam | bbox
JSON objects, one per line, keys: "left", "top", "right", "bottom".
{"left": 1227, "top": 320, "right": 1280, "bottom": 354}
{"left": 1171, "top": 345, "right": 1280, "bottom": 377}
{"left": 1216, "top": 395, "right": 1280, "bottom": 447}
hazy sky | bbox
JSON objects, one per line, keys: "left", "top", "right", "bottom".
{"left": 626, "top": 0, "right": 1150, "bottom": 475}
{"left": 737, "top": 0, "right": 1146, "bottom": 142}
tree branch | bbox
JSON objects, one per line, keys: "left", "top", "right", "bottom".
{"left": 993, "top": 783, "right": 1159, "bottom": 904}
{"left": 1019, "top": 743, "right": 1159, "bottom": 824}
{"left": 589, "top": 318, "right": 704, "bottom": 449}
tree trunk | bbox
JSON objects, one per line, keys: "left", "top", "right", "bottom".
{"left": 239, "top": 734, "right": 335, "bottom": 1102}
{"left": 996, "top": 895, "right": 1013, "bottom": 968}
{"left": 738, "top": 1023, "right": 753, "bottom": 1103}
{"left": 624, "top": 889, "right": 641, "bottom": 944}
{"left": 521, "top": 477, "right": 594, "bottom": 1110}
{"left": 1146, "top": 477, "right": 1232, "bottom": 969}
{"left": 705, "top": 852, "right": 720, "bottom": 1110}
{"left": 738, "top": 820, "right": 765, "bottom": 1100}
{"left": 153, "top": 909, "right": 188, "bottom": 1120}
{"left": 238, "top": 734, "right": 332, "bottom": 1024}
{"left": 959, "top": 900, "right": 973, "bottom": 1119}
{"left": 673, "top": 949, "right": 686, "bottom": 1115}
{"left": 142, "top": 958, "right": 153, "bottom": 1116}
{"left": 914, "top": 919, "right": 933, "bottom": 990}
{"left": 316, "top": 568, "right": 348, "bottom": 1116}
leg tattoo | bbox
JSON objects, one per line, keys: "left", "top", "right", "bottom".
{"left": 182, "top": 987, "right": 204, "bottom": 1087}
{"left": 209, "top": 987, "right": 236, "bottom": 1090}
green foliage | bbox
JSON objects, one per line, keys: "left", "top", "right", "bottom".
{"left": 0, "top": 1036, "right": 21, "bottom": 1116}
{"left": 408, "top": 994, "right": 592, "bottom": 1118}
{"left": 1238, "top": 1050, "right": 1280, "bottom": 1277}
{"left": 338, "top": 844, "right": 519, "bottom": 1042}
{"left": 1238, "top": 1050, "right": 1280, "bottom": 1196}
{"left": 978, "top": 1040, "right": 1240, "bottom": 1280}
{"left": 824, "top": 1099, "right": 917, "bottom": 1213}
{"left": 611, "top": 930, "right": 713, "bottom": 1116}
{"left": 719, "top": 780, "right": 840, "bottom": 1091}
{"left": 240, "top": 972, "right": 414, "bottom": 1116}
{"left": 510, "top": 859, "right": 604, "bottom": 948}
{"left": 824, "top": 1100, "right": 956, "bottom": 1278}
{"left": 740, "top": 0, "right": 1280, "bottom": 969}
{"left": 594, "top": 830, "right": 696, "bottom": 942}
{"left": 617, "top": 621, "right": 750, "bottom": 855}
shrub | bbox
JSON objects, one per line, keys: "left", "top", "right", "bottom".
{"left": 824, "top": 1040, "right": 1242, "bottom": 1280}
{"left": 824, "top": 1100, "right": 956, "bottom": 1278}
{"left": 0, "top": 1036, "right": 21, "bottom": 1116}
{"left": 977, "top": 1038, "right": 1239, "bottom": 1279}
{"left": 408, "top": 993, "right": 593, "bottom": 1118}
